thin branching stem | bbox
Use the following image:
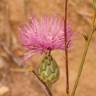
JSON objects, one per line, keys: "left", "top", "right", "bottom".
{"left": 64, "top": 0, "right": 69, "bottom": 95}
{"left": 71, "top": 7, "right": 96, "bottom": 96}
{"left": 32, "top": 71, "right": 52, "bottom": 96}
{"left": 0, "top": 41, "right": 52, "bottom": 96}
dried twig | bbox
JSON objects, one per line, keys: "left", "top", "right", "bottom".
{"left": 0, "top": 41, "right": 21, "bottom": 65}
{"left": 0, "top": 41, "right": 52, "bottom": 96}
{"left": 64, "top": 0, "right": 70, "bottom": 95}
{"left": 71, "top": 4, "right": 96, "bottom": 96}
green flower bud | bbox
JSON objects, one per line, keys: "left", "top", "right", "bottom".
{"left": 39, "top": 54, "right": 60, "bottom": 87}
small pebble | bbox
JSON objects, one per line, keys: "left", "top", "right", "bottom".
{"left": 0, "top": 85, "right": 9, "bottom": 95}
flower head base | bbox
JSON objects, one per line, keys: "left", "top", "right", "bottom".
{"left": 20, "top": 16, "right": 72, "bottom": 54}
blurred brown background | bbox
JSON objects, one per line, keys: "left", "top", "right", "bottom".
{"left": 0, "top": 0, "right": 96, "bottom": 96}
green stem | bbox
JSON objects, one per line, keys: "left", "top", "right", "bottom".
{"left": 32, "top": 71, "right": 52, "bottom": 96}
{"left": 71, "top": 8, "right": 96, "bottom": 96}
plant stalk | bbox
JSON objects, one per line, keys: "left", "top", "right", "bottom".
{"left": 71, "top": 8, "right": 96, "bottom": 96}
{"left": 64, "top": 0, "right": 69, "bottom": 95}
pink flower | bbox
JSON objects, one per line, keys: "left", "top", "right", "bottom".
{"left": 19, "top": 16, "right": 72, "bottom": 62}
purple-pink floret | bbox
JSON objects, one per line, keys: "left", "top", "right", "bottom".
{"left": 20, "top": 16, "right": 72, "bottom": 54}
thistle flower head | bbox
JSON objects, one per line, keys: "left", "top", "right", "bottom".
{"left": 19, "top": 16, "right": 73, "bottom": 63}
{"left": 20, "top": 16, "right": 72, "bottom": 54}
